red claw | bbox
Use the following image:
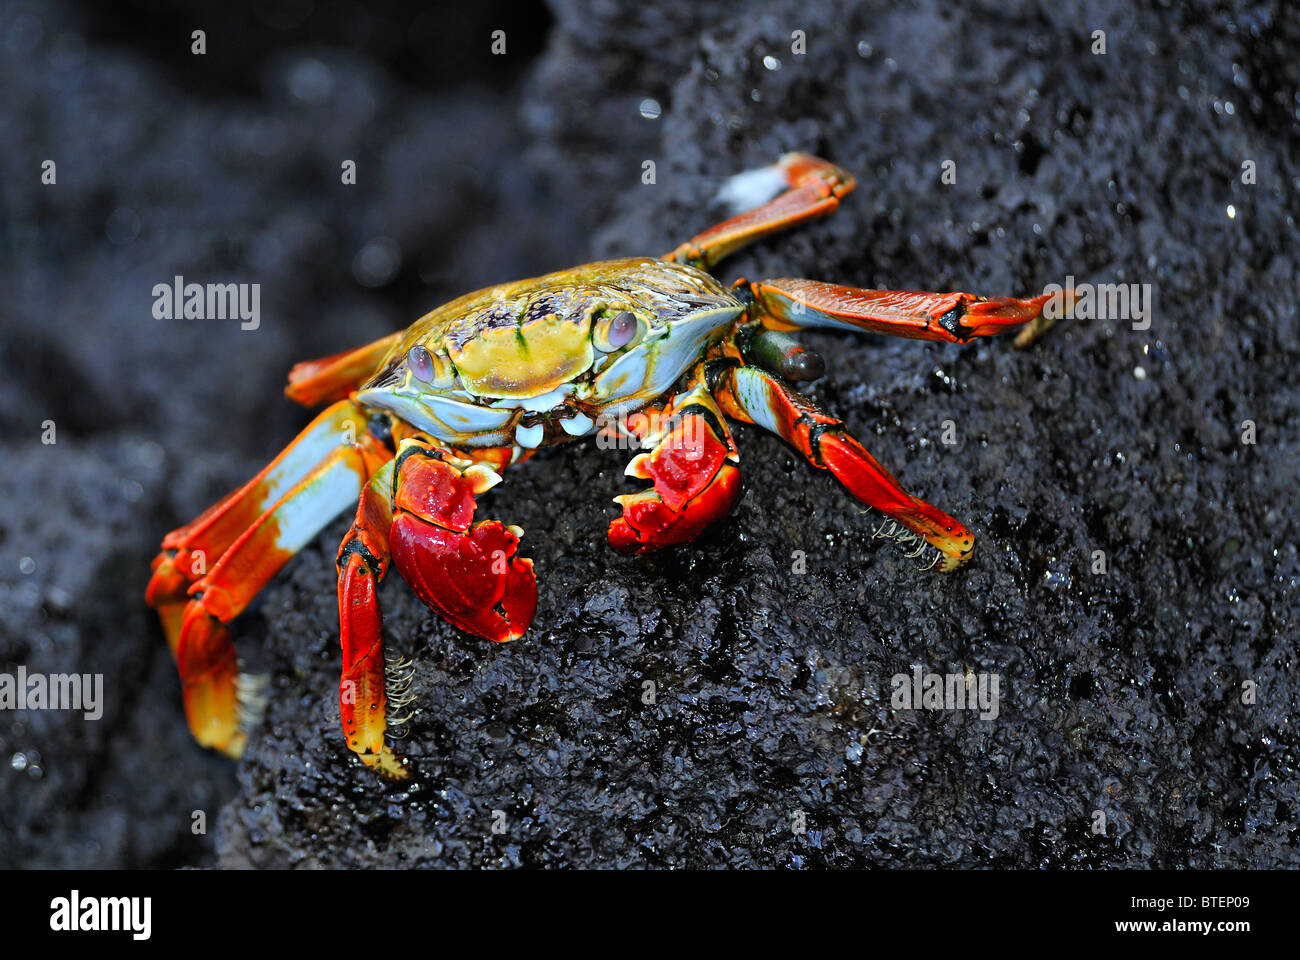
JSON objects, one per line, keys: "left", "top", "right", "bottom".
{"left": 608, "top": 464, "right": 741, "bottom": 553}
{"left": 391, "top": 515, "right": 536, "bottom": 643}
{"left": 390, "top": 444, "right": 537, "bottom": 644}
{"left": 391, "top": 450, "right": 482, "bottom": 532}
{"left": 608, "top": 399, "right": 742, "bottom": 554}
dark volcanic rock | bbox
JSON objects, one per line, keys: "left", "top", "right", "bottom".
{"left": 1, "top": 0, "right": 1296, "bottom": 868}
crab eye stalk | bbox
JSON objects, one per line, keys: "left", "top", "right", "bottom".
{"left": 405, "top": 343, "right": 455, "bottom": 387}
{"left": 594, "top": 310, "right": 643, "bottom": 352}
{"left": 407, "top": 344, "right": 434, "bottom": 381}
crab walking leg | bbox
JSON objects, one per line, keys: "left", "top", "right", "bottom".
{"left": 334, "top": 459, "right": 412, "bottom": 779}
{"left": 608, "top": 379, "right": 742, "bottom": 553}
{"left": 175, "top": 435, "right": 390, "bottom": 756}
{"left": 284, "top": 331, "right": 403, "bottom": 406}
{"left": 750, "top": 279, "right": 1075, "bottom": 348}
{"left": 337, "top": 443, "right": 529, "bottom": 778}
{"left": 664, "top": 153, "right": 856, "bottom": 270}
{"left": 388, "top": 439, "right": 538, "bottom": 645}
{"left": 714, "top": 364, "right": 974, "bottom": 571}
{"left": 146, "top": 399, "right": 371, "bottom": 659}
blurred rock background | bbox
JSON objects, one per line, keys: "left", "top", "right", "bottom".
{"left": 0, "top": 0, "right": 1296, "bottom": 868}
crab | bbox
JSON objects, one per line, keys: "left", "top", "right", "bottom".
{"left": 147, "top": 153, "right": 1064, "bottom": 778}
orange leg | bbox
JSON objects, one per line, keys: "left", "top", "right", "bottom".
{"left": 749, "top": 278, "right": 1071, "bottom": 348}
{"left": 334, "top": 458, "right": 411, "bottom": 779}
{"left": 170, "top": 430, "right": 390, "bottom": 757}
{"left": 608, "top": 378, "right": 742, "bottom": 553}
{"left": 714, "top": 363, "right": 973, "bottom": 571}
{"left": 284, "top": 331, "right": 403, "bottom": 407}
{"left": 335, "top": 441, "right": 534, "bottom": 778}
{"left": 146, "top": 399, "right": 372, "bottom": 659}
{"left": 664, "top": 153, "right": 856, "bottom": 270}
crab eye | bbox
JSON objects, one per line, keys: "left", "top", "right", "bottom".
{"left": 407, "top": 344, "right": 434, "bottom": 381}
{"left": 595, "top": 311, "right": 643, "bottom": 352}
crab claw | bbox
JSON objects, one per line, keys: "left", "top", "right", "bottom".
{"left": 389, "top": 443, "right": 537, "bottom": 644}
{"left": 609, "top": 467, "right": 741, "bottom": 553}
{"left": 391, "top": 516, "right": 536, "bottom": 643}
{"left": 608, "top": 389, "right": 742, "bottom": 554}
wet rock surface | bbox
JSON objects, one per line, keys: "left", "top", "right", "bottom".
{"left": 1, "top": 0, "right": 1296, "bottom": 868}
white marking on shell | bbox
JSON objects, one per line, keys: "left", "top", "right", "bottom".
{"left": 423, "top": 394, "right": 516, "bottom": 431}
{"left": 559, "top": 412, "right": 594, "bottom": 436}
{"left": 490, "top": 384, "right": 574, "bottom": 413}
{"left": 356, "top": 387, "right": 515, "bottom": 440}
{"left": 515, "top": 423, "right": 545, "bottom": 448}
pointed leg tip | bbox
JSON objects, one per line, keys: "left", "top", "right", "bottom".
{"left": 929, "top": 532, "right": 975, "bottom": 573}
{"left": 1012, "top": 311, "right": 1058, "bottom": 348}
{"left": 934, "top": 549, "right": 973, "bottom": 573}
{"left": 359, "top": 746, "right": 412, "bottom": 781}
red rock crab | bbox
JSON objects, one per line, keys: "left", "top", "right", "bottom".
{"left": 147, "top": 153, "right": 1061, "bottom": 777}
